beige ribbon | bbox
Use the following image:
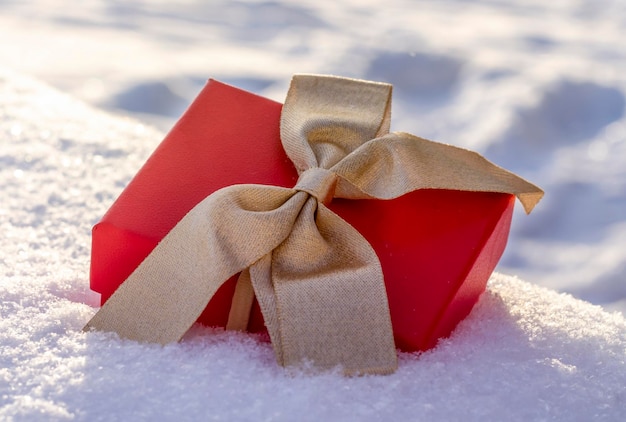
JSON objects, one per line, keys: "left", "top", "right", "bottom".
{"left": 84, "top": 74, "right": 543, "bottom": 375}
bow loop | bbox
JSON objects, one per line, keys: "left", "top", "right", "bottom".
{"left": 280, "top": 74, "right": 392, "bottom": 171}
{"left": 330, "top": 132, "right": 543, "bottom": 213}
{"left": 83, "top": 184, "right": 306, "bottom": 345}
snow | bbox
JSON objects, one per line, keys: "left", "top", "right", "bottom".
{"left": 1, "top": 0, "right": 626, "bottom": 419}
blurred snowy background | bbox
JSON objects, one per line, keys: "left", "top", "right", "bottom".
{"left": 1, "top": 1, "right": 626, "bottom": 419}
{"left": 2, "top": 0, "right": 624, "bottom": 314}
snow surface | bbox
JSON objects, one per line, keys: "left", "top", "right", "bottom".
{"left": 1, "top": 0, "right": 626, "bottom": 420}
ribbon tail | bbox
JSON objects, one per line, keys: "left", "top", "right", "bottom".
{"left": 247, "top": 254, "right": 287, "bottom": 365}
{"left": 84, "top": 185, "right": 306, "bottom": 345}
{"left": 225, "top": 269, "right": 255, "bottom": 332}
{"left": 332, "top": 133, "right": 544, "bottom": 214}
{"left": 252, "top": 196, "right": 398, "bottom": 375}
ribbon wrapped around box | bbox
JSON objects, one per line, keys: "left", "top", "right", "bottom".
{"left": 84, "top": 74, "right": 543, "bottom": 375}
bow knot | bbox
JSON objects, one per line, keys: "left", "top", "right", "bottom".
{"left": 294, "top": 168, "right": 337, "bottom": 205}
{"left": 84, "top": 74, "right": 543, "bottom": 376}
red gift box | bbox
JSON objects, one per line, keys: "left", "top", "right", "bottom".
{"left": 91, "top": 79, "right": 515, "bottom": 352}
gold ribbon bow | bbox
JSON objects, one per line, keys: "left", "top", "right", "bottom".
{"left": 84, "top": 74, "right": 543, "bottom": 375}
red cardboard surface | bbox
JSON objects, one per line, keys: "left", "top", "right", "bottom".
{"left": 90, "top": 79, "right": 514, "bottom": 352}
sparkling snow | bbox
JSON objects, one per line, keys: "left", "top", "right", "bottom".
{"left": 1, "top": 1, "right": 626, "bottom": 420}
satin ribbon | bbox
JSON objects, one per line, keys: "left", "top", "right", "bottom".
{"left": 84, "top": 74, "right": 543, "bottom": 375}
